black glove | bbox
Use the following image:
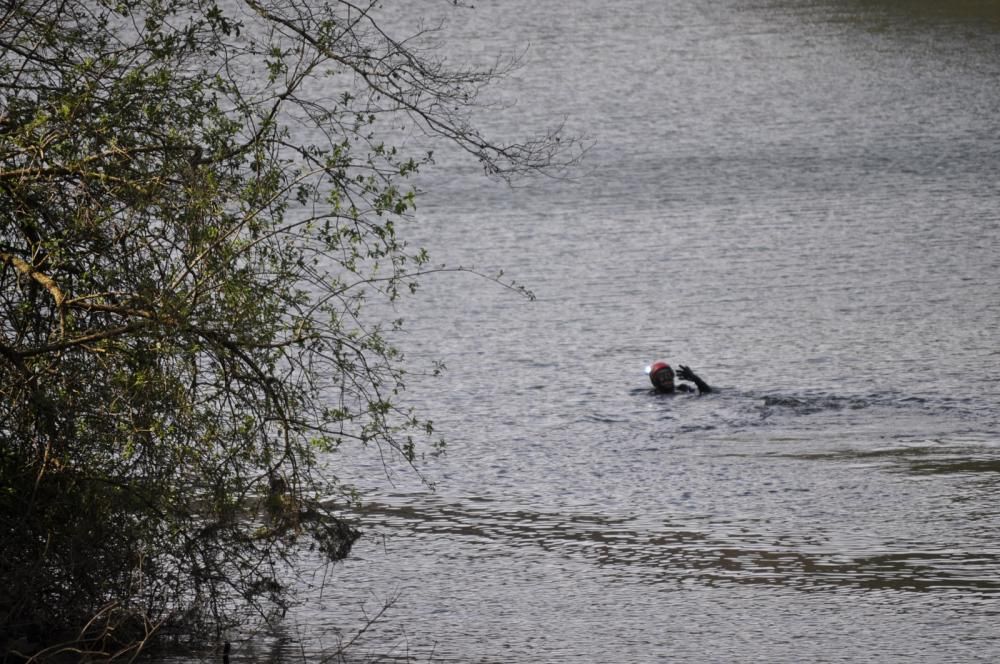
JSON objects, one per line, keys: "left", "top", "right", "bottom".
{"left": 677, "top": 365, "right": 697, "bottom": 382}
{"left": 677, "top": 365, "right": 712, "bottom": 393}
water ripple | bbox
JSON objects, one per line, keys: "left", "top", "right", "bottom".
{"left": 353, "top": 495, "right": 1000, "bottom": 596}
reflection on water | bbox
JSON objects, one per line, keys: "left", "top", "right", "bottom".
{"left": 356, "top": 495, "right": 1000, "bottom": 594}
{"left": 907, "top": 458, "right": 1000, "bottom": 476}
{"left": 805, "top": 0, "right": 1000, "bottom": 27}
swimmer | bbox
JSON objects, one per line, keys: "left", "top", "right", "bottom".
{"left": 646, "top": 361, "right": 712, "bottom": 394}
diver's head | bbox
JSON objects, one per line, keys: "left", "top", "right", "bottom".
{"left": 647, "top": 361, "right": 675, "bottom": 393}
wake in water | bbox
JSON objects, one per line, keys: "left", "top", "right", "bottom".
{"left": 629, "top": 382, "right": 995, "bottom": 442}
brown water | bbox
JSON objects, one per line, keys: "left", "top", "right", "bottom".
{"left": 174, "top": 1, "right": 1000, "bottom": 662}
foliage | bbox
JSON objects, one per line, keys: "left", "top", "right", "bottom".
{"left": 0, "top": 0, "right": 571, "bottom": 658}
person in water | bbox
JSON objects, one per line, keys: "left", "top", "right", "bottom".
{"left": 647, "top": 361, "right": 712, "bottom": 394}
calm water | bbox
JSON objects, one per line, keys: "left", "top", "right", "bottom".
{"left": 221, "top": 1, "right": 1000, "bottom": 662}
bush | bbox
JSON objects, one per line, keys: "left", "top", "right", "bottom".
{"left": 0, "top": 0, "right": 573, "bottom": 658}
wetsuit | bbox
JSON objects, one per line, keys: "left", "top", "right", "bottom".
{"left": 650, "top": 364, "right": 712, "bottom": 394}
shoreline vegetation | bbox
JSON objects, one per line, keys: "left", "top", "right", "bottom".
{"left": 0, "top": 0, "right": 577, "bottom": 659}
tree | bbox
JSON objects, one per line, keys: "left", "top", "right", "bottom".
{"left": 0, "top": 0, "right": 572, "bottom": 658}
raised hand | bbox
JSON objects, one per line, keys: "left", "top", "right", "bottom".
{"left": 677, "top": 365, "right": 712, "bottom": 393}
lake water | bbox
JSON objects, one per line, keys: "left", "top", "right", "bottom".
{"left": 219, "top": 1, "right": 1000, "bottom": 662}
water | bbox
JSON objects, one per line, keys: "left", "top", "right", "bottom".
{"left": 219, "top": 1, "right": 1000, "bottom": 661}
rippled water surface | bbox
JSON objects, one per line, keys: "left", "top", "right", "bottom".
{"left": 217, "top": 1, "right": 1000, "bottom": 662}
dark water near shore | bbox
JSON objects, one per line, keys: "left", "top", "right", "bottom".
{"left": 211, "top": 1, "right": 1000, "bottom": 662}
